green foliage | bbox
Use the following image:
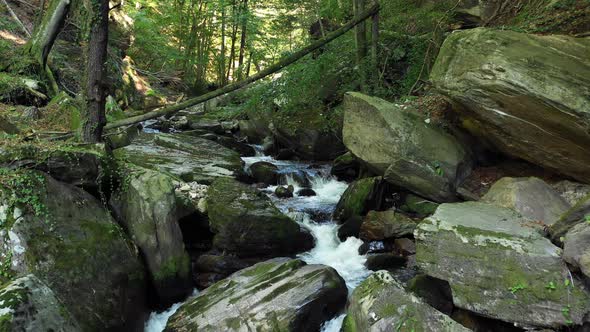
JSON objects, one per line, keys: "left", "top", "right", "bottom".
{"left": 0, "top": 169, "right": 48, "bottom": 225}
{"left": 508, "top": 282, "right": 527, "bottom": 294}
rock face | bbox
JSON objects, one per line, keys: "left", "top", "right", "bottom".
{"left": 359, "top": 210, "right": 417, "bottom": 241}
{"left": 550, "top": 194, "right": 590, "bottom": 244}
{"left": 111, "top": 169, "right": 192, "bottom": 305}
{"left": 0, "top": 171, "right": 146, "bottom": 331}
{"left": 482, "top": 177, "right": 570, "bottom": 225}
{"left": 415, "top": 202, "right": 590, "bottom": 327}
{"left": 334, "top": 177, "right": 384, "bottom": 223}
{"left": 166, "top": 258, "right": 347, "bottom": 332}
{"left": 342, "top": 92, "right": 472, "bottom": 202}
{"left": 249, "top": 161, "right": 279, "bottom": 185}
{"left": 114, "top": 132, "right": 242, "bottom": 184}
{"left": 0, "top": 275, "right": 81, "bottom": 331}
{"left": 431, "top": 28, "right": 590, "bottom": 183}
{"left": 563, "top": 222, "right": 590, "bottom": 280}
{"left": 342, "top": 271, "right": 469, "bottom": 332}
{"left": 207, "top": 178, "right": 313, "bottom": 257}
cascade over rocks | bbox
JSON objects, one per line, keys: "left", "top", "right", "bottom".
{"left": 343, "top": 271, "right": 469, "bottom": 332}
{"left": 342, "top": 92, "right": 472, "bottom": 202}
{"left": 207, "top": 177, "right": 313, "bottom": 257}
{"left": 110, "top": 169, "right": 192, "bottom": 306}
{"left": 430, "top": 28, "right": 590, "bottom": 183}
{"left": 114, "top": 132, "right": 243, "bottom": 184}
{"left": 0, "top": 274, "right": 81, "bottom": 331}
{"left": 482, "top": 177, "right": 571, "bottom": 225}
{"left": 415, "top": 202, "right": 590, "bottom": 328}
{"left": 166, "top": 258, "right": 347, "bottom": 332}
{"left": 0, "top": 172, "right": 147, "bottom": 331}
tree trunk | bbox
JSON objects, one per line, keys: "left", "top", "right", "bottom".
{"left": 226, "top": 0, "right": 238, "bottom": 82}
{"left": 104, "top": 3, "right": 380, "bottom": 131}
{"left": 81, "top": 0, "right": 109, "bottom": 143}
{"left": 237, "top": 0, "right": 248, "bottom": 80}
{"left": 219, "top": 0, "right": 227, "bottom": 86}
{"left": 371, "top": 10, "right": 379, "bottom": 91}
{"left": 354, "top": 0, "right": 367, "bottom": 92}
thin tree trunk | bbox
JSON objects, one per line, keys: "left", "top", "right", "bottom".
{"left": 1, "top": 0, "right": 30, "bottom": 36}
{"left": 104, "top": 3, "right": 380, "bottom": 130}
{"left": 354, "top": 0, "right": 367, "bottom": 92}
{"left": 81, "top": 0, "right": 109, "bottom": 143}
{"left": 226, "top": 0, "right": 238, "bottom": 82}
{"left": 219, "top": 0, "right": 227, "bottom": 86}
{"left": 237, "top": 0, "right": 248, "bottom": 80}
{"left": 371, "top": 10, "right": 379, "bottom": 90}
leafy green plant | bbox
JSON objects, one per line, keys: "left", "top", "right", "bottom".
{"left": 509, "top": 282, "right": 526, "bottom": 294}
{"left": 546, "top": 281, "right": 556, "bottom": 290}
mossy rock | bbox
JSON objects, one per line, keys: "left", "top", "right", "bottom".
{"left": 334, "top": 177, "right": 384, "bottom": 223}
{"left": 166, "top": 258, "right": 347, "bottom": 332}
{"left": 401, "top": 194, "right": 439, "bottom": 217}
{"left": 415, "top": 202, "right": 590, "bottom": 327}
{"left": 207, "top": 177, "right": 313, "bottom": 257}
{"left": 0, "top": 170, "right": 147, "bottom": 331}
{"left": 550, "top": 193, "right": 590, "bottom": 245}
{"left": 359, "top": 210, "right": 417, "bottom": 241}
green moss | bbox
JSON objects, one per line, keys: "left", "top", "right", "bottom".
{"left": 0, "top": 313, "right": 12, "bottom": 332}
{"left": 341, "top": 315, "right": 357, "bottom": 332}
{"left": 153, "top": 253, "right": 191, "bottom": 281}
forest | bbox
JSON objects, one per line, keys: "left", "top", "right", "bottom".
{"left": 0, "top": 0, "right": 589, "bottom": 331}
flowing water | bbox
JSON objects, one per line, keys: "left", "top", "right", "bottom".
{"left": 145, "top": 146, "right": 371, "bottom": 331}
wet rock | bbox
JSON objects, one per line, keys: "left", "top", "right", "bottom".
{"left": 0, "top": 171, "right": 147, "bottom": 331}
{"left": 431, "top": 28, "right": 590, "bottom": 183}
{"left": 276, "top": 148, "right": 295, "bottom": 160}
{"left": 364, "top": 253, "right": 405, "bottom": 271}
{"left": 342, "top": 92, "right": 472, "bottom": 202}
{"left": 283, "top": 170, "right": 311, "bottom": 188}
{"left": 187, "top": 117, "right": 224, "bottom": 134}
{"left": 250, "top": 161, "right": 279, "bottom": 185}
{"left": 563, "top": 222, "right": 590, "bottom": 280}
{"left": 337, "top": 215, "right": 363, "bottom": 241}
{"left": 106, "top": 124, "right": 141, "bottom": 149}
{"left": 334, "top": 177, "right": 385, "bottom": 223}
{"left": 331, "top": 152, "right": 359, "bottom": 182}
{"left": 550, "top": 194, "right": 590, "bottom": 244}
{"left": 110, "top": 169, "right": 192, "bottom": 306}
{"left": 114, "top": 132, "right": 242, "bottom": 185}
{"left": 400, "top": 194, "right": 439, "bottom": 218}
{"left": 0, "top": 275, "right": 81, "bottom": 331}
{"left": 238, "top": 119, "right": 266, "bottom": 144}
{"left": 394, "top": 238, "right": 416, "bottom": 256}
{"left": 194, "top": 253, "right": 250, "bottom": 287}
{"left": 167, "top": 258, "right": 347, "bottom": 332}
{"left": 359, "top": 210, "right": 417, "bottom": 241}
{"left": 297, "top": 188, "right": 316, "bottom": 197}
{"left": 275, "top": 185, "right": 294, "bottom": 198}
{"left": 207, "top": 178, "right": 313, "bottom": 257}
{"left": 483, "top": 177, "right": 570, "bottom": 225}
{"left": 415, "top": 202, "right": 590, "bottom": 327}
{"left": 407, "top": 274, "right": 454, "bottom": 315}
{"left": 343, "top": 271, "right": 469, "bottom": 332}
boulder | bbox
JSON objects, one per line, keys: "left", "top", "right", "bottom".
{"left": 249, "top": 161, "right": 279, "bottom": 185}
{"left": 482, "top": 177, "right": 570, "bottom": 225}
{"left": 359, "top": 210, "right": 417, "bottom": 241}
{"left": 342, "top": 92, "right": 472, "bottom": 202}
{"left": 394, "top": 238, "right": 417, "bottom": 256}
{"left": 334, "top": 177, "right": 384, "bottom": 223}
{"left": 364, "top": 253, "right": 405, "bottom": 271}
{"left": 297, "top": 188, "right": 316, "bottom": 197}
{"left": 415, "top": 202, "right": 590, "bottom": 327}
{"left": 207, "top": 178, "right": 313, "bottom": 257}
{"left": 563, "top": 222, "right": 590, "bottom": 280}
{"left": 114, "top": 132, "right": 242, "bottom": 184}
{"left": 430, "top": 28, "right": 590, "bottom": 183}
{"left": 186, "top": 116, "right": 224, "bottom": 134}
{"left": 275, "top": 185, "right": 294, "bottom": 198}
{"left": 337, "top": 215, "right": 363, "bottom": 241}
{"left": 0, "top": 275, "right": 81, "bottom": 331}
{"left": 407, "top": 274, "right": 454, "bottom": 315}
{"left": 0, "top": 115, "right": 20, "bottom": 134}
{"left": 0, "top": 171, "right": 146, "bottom": 331}
{"left": 342, "top": 271, "right": 469, "bottom": 332}
{"left": 110, "top": 169, "right": 192, "bottom": 305}
{"left": 166, "top": 258, "right": 347, "bottom": 331}
{"left": 400, "top": 194, "right": 439, "bottom": 218}
{"left": 551, "top": 180, "right": 590, "bottom": 206}
{"left": 331, "top": 152, "right": 359, "bottom": 181}
{"left": 550, "top": 194, "right": 590, "bottom": 244}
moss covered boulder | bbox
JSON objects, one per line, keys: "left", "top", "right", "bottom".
{"left": 415, "top": 202, "right": 590, "bottom": 328}
{"left": 342, "top": 271, "right": 468, "bottom": 332}
{"left": 249, "top": 161, "right": 279, "bottom": 185}
{"left": 342, "top": 92, "right": 472, "bottom": 202}
{"left": 0, "top": 274, "right": 81, "bottom": 331}
{"left": 550, "top": 194, "right": 590, "bottom": 244}
{"left": 207, "top": 178, "right": 313, "bottom": 257}
{"left": 563, "top": 222, "right": 590, "bottom": 280}
{"left": 110, "top": 169, "right": 192, "bottom": 306}
{"left": 431, "top": 28, "right": 590, "bottom": 183}
{"left": 166, "top": 258, "right": 347, "bottom": 332}
{"left": 359, "top": 210, "right": 417, "bottom": 241}
{"left": 334, "top": 177, "right": 384, "bottom": 223}
{"left": 0, "top": 171, "right": 147, "bottom": 331}
{"left": 114, "top": 132, "right": 242, "bottom": 184}
{"left": 482, "top": 177, "right": 570, "bottom": 225}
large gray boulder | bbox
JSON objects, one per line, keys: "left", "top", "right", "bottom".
{"left": 563, "top": 222, "right": 590, "bottom": 280}
{"left": 415, "top": 202, "right": 590, "bottom": 328}
{"left": 482, "top": 177, "right": 570, "bottom": 225}
{"left": 431, "top": 28, "right": 590, "bottom": 183}
{"left": 114, "top": 132, "right": 242, "bottom": 184}
{"left": 342, "top": 92, "right": 472, "bottom": 202}
{"left": 166, "top": 258, "right": 347, "bottom": 332}
{"left": 0, "top": 171, "right": 147, "bottom": 331}
{"left": 342, "top": 271, "right": 469, "bottom": 332}
{"left": 0, "top": 275, "right": 81, "bottom": 331}
{"left": 207, "top": 178, "right": 313, "bottom": 257}
{"left": 111, "top": 169, "right": 192, "bottom": 305}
